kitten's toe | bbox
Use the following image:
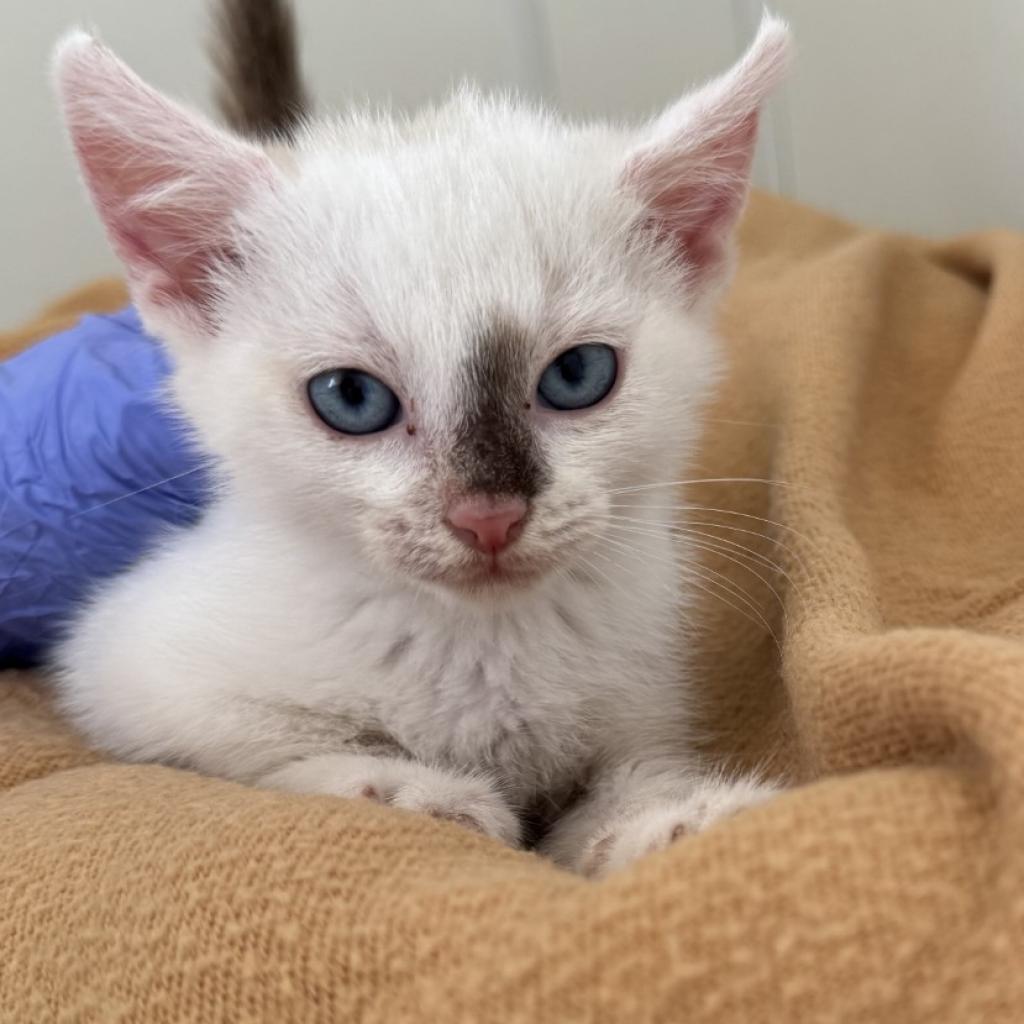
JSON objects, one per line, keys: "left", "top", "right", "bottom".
{"left": 259, "top": 754, "right": 519, "bottom": 845}
{"left": 259, "top": 753, "right": 405, "bottom": 806}
{"left": 582, "top": 778, "right": 780, "bottom": 879}
{"left": 580, "top": 831, "right": 619, "bottom": 878}
{"left": 425, "top": 808, "right": 486, "bottom": 834}
{"left": 341, "top": 768, "right": 515, "bottom": 843}
{"left": 391, "top": 773, "right": 520, "bottom": 846}
{"left": 580, "top": 807, "right": 685, "bottom": 879}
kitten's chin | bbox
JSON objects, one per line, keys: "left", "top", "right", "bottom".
{"left": 416, "top": 556, "right": 551, "bottom": 596}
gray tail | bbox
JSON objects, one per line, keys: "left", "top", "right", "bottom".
{"left": 211, "top": 0, "right": 309, "bottom": 141}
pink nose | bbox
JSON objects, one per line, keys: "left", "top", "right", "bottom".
{"left": 445, "top": 496, "right": 527, "bottom": 555}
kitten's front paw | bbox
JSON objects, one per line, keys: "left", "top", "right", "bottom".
{"left": 260, "top": 753, "right": 520, "bottom": 847}
{"left": 375, "top": 764, "right": 522, "bottom": 847}
{"left": 581, "top": 776, "right": 779, "bottom": 879}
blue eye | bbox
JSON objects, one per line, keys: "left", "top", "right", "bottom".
{"left": 308, "top": 369, "right": 401, "bottom": 435}
{"left": 537, "top": 343, "right": 618, "bottom": 411}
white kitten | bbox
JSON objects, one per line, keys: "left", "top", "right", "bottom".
{"left": 51, "top": 14, "right": 790, "bottom": 877}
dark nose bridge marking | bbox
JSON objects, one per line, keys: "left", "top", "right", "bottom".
{"left": 450, "top": 318, "right": 549, "bottom": 499}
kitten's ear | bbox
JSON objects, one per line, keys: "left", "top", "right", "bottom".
{"left": 53, "top": 31, "right": 279, "bottom": 336}
{"left": 624, "top": 14, "right": 791, "bottom": 295}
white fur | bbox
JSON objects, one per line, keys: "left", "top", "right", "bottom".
{"left": 51, "top": 17, "right": 791, "bottom": 873}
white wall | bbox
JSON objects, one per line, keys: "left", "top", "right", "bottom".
{"left": 771, "top": 0, "right": 1024, "bottom": 237}
{"left": 2, "top": 1, "right": 1022, "bottom": 328}
{"left": 2, "top": 0, "right": 211, "bottom": 328}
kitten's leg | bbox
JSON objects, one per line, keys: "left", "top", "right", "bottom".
{"left": 259, "top": 753, "right": 521, "bottom": 847}
{"left": 542, "top": 763, "right": 779, "bottom": 879}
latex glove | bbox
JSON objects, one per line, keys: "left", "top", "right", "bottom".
{"left": 0, "top": 308, "right": 209, "bottom": 667}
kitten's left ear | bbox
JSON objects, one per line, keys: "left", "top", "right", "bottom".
{"left": 625, "top": 14, "right": 792, "bottom": 296}
{"left": 53, "top": 31, "right": 280, "bottom": 338}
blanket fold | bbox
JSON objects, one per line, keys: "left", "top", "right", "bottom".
{"left": 1, "top": 194, "right": 1021, "bottom": 1022}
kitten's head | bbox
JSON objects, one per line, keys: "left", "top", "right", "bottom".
{"left": 54, "top": 19, "right": 789, "bottom": 597}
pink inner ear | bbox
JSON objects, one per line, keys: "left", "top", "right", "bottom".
{"left": 56, "top": 34, "right": 277, "bottom": 327}
{"left": 85, "top": 143, "right": 267, "bottom": 313}
{"left": 628, "top": 110, "right": 759, "bottom": 282}
{"left": 623, "top": 14, "right": 790, "bottom": 291}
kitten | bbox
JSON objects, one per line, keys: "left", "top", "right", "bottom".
{"left": 51, "top": 4, "right": 790, "bottom": 878}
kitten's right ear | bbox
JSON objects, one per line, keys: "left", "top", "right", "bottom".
{"left": 623, "top": 15, "right": 791, "bottom": 299}
{"left": 53, "top": 31, "right": 279, "bottom": 337}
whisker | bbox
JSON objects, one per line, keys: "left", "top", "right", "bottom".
{"left": 600, "top": 508, "right": 807, "bottom": 573}
{"left": 564, "top": 525, "right": 784, "bottom": 654}
{"left": 570, "top": 545, "right": 629, "bottom": 596}
{"left": 678, "top": 518, "right": 807, "bottom": 574}
{"left": 675, "top": 528, "right": 798, "bottom": 590}
{"left": 0, "top": 466, "right": 209, "bottom": 545}
{"left": 66, "top": 467, "right": 208, "bottom": 520}
{"left": 703, "top": 417, "right": 778, "bottom": 429}
{"left": 572, "top": 528, "right": 678, "bottom": 601}
{"left": 594, "top": 530, "right": 781, "bottom": 652}
{"left": 612, "top": 521, "right": 789, "bottom": 589}
{"left": 603, "top": 514, "right": 796, "bottom": 585}
{"left": 608, "top": 477, "right": 792, "bottom": 496}
{"left": 606, "top": 522, "right": 788, "bottom": 623}
{"left": 606, "top": 502, "right": 819, "bottom": 551}
{"left": 678, "top": 566, "right": 782, "bottom": 655}
{"left": 573, "top": 543, "right": 681, "bottom": 616}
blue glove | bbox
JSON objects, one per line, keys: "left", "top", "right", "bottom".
{"left": 0, "top": 308, "right": 210, "bottom": 667}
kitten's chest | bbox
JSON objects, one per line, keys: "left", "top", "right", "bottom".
{"left": 318, "top": 594, "right": 609, "bottom": 797}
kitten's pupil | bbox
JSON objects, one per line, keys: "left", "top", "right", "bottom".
{"left": 339, "top": 374, "right": 365, "bottom": 407}
{"left": 558, "top": 350, "right": 585, "bottom": 387}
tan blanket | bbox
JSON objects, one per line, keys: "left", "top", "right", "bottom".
{"left": 2, "top": 194, "right": 1022, "bottom": 1022}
